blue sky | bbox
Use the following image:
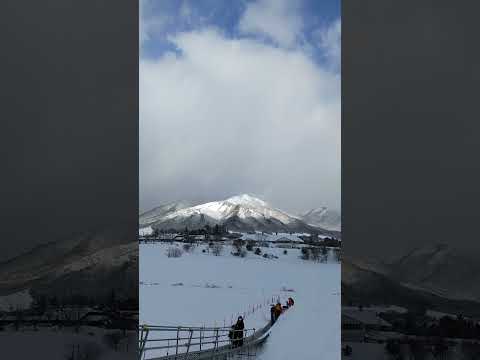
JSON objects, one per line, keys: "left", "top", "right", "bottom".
{"left": 141, "top": 0, "right": 340, "bottom": 70}
{"left": 140, "top": 0, "right": 341, "bottom": 214}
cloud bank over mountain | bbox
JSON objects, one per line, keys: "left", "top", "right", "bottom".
{"left": 140, "top": 0, "right": 340, "bottom": 215}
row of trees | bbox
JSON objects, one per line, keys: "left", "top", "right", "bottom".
{"left": 165, "top": 239, "right": 341, "bottom": 263}
{"left": 300, "top": 246, "right": 341, "bottom": 262}
{"left": 148, "top": 226, "right": 341, "bottom": 246}
{"left": 151, "top": 224, "right": 229, "bottom": 238}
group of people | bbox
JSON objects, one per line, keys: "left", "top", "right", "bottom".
{"left": 228, "top": 297, "right": 295, "bottom": 349}
{"left": 270, "top": 297, "right": 294, "bottom": 324}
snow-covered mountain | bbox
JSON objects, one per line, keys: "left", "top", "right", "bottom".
{"left": 139, "top": 200, "right": 197, "bottom": 227}
{"left": 143, "top": 194, "right": 334, "bottom": 234}
{"left": 300, "top": 207, "right": 341, "bottom": 231}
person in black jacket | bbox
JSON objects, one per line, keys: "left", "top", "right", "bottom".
{"left": 232, "top": 316, "right": 245, "bottom": 347}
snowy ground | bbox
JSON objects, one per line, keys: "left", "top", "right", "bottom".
{"left": 140, "top": 242, "right": 340, "bottom": 360}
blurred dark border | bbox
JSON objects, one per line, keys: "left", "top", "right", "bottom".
{"left": 342, "top": 1, "right": 480, "bottom": 358}
{"left": 0, "top": 0, "right": 138, "bottom": 358}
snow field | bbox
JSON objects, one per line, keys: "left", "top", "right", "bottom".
{"left": 140, "top": 242, "right": 340, "bottom": 360}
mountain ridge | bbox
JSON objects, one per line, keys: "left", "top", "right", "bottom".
{"left": 342, "top": 254, "right": 480, "bottom": 317}
{"left": 139, "top": 200, "right": 198, "bottom": 227}
{"left": 141, "top": 194, "right": 339, "bottom": 236}
{"left": 300, "top": 207, "right": 341, "bottom": 231}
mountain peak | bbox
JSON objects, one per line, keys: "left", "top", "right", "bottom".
{"left": 225, "top": 194, "right": 268, "bottom": 207}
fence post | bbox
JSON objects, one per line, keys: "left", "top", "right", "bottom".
{"left": 176, "top": 326, "right": 180, "bottom": 357}
{"left": 139, "top": 326, "right": 149, "bottom": 360}
{"left": 185, "top": 329, "right": 193, "bottom": 358}
{"left": 251, "top": 328, "right": 256, "bottom": 356}
{"left": 214, "top": 328, "right": 219, "bottom": 351}
{"left": 138, "top": 327, "right": 143, "bottom": 358}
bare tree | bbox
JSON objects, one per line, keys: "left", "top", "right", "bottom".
{"left": 300, "top": 247, "right": 310, "bottom": 260}
{"left": 183, "top": 243, "right": 193, "bottom": 253}
{"left": 212, "top": 243, "right": 223, "bottom": 256}
{"left": 166, "top": 247, "right": 183, "bottom": 258}
{"left": 320, "top": 246, "right": 328, "bottom": 263}
{"left": 310, "top": 246, "right": 321, "bottom": 262}
{"left": 233, "top": 239, "right": 245, "bottom": 252}
{"left": 333, "top": 248, "right": 341, "bottom": 262}
{"left": 246, "top": 240, "right": 256, "bottom": 251}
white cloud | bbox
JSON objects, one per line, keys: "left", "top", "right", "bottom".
{"left": 238, "top": 0, "right": 303, "bottom": 48}
{"left": 140, "top": 29, "right": 340, "bottom": 213}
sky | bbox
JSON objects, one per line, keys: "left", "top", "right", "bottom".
{"left": 140, "top": 0, "right": 341, "bottom": 215}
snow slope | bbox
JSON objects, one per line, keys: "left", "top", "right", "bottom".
{"left": 300, "top": 207, "right": 341, "bottom": 231}
{"left": 140, "top": 242, "right": 340, "bottom": 360}
{"left": 139, "top": 200, "right": 196, "bottom": 227}
{"left": 388, "top": 243, "right": 480, "bottom": 302}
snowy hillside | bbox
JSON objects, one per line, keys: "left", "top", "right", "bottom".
{"left": 0, "top": 228, "right": 138, "bottom": 304}
{"left": 141, "top": 194, "right": 333, "bottom": 234}
{"left": 300, "top": 207, "right": 341, "bottom": 231}
{"left": 388, "top": 243, "right": 480, "bottom": 302}
{"left": 342, "top": 253, "right": 480, "bottom": 318}
{"left": 139, "top": 200, "right": 197, "bottom": 227}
